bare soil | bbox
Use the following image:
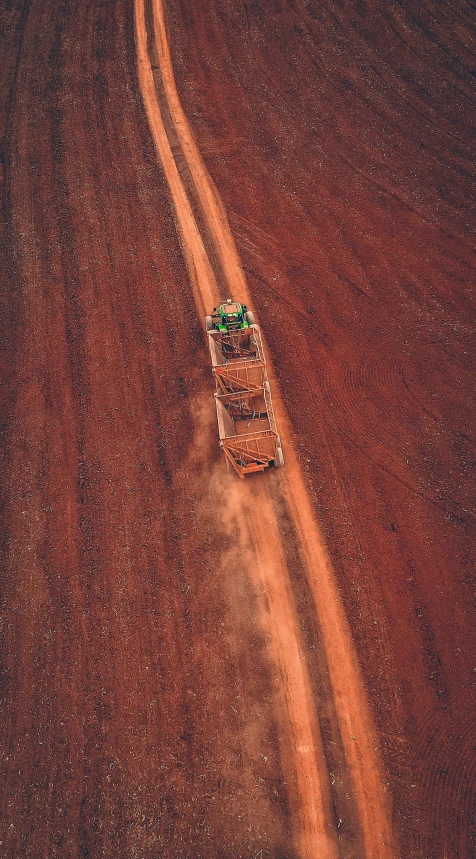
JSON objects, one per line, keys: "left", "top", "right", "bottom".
{"left": 1, "top": 1, "right": 475, "bottom": 857}
{"left": 166, "top": 1, "right": 476, "bottom": 855}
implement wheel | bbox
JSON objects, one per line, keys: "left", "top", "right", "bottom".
{"left": 274, "top": 436, "right": 285, "bottom": 469}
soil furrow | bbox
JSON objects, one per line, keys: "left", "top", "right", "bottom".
{"left": 135, "top": 0, "right": 397, "bottom": 855}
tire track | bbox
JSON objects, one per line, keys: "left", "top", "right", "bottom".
{"left": 135, "top": 4, "right": 338, "bottom": 857}
{"left": 134, "top": 1, "right": 397, "bottom": 855}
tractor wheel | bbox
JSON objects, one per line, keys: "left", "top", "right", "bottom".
{"left": 205, "top": 315, "right": 214, "bottom": 331}
{"left": 245, "top": 311, "right": 256, "bottom": 325}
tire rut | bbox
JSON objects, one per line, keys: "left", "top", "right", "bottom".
{"left": 135, "top": 0, "right": 397, "bottom": 856}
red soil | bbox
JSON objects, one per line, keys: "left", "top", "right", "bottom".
{"left": 166, "top": 1, "right": 476, "bottom": 855}
{"left": 1, "top": 0, "right": 474, "bottom": 857}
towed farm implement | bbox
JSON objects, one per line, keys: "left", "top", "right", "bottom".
{"left": 206, "top": 300, "right": 284, "bottom": 478}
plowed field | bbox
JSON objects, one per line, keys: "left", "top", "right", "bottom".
{"left": 1, "top": 1, "right": 475, "bottom": 857}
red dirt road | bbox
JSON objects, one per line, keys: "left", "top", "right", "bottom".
{"left": 136, "top": 3, "right": 396, "bottom": 856}
{"left": 1, "top": 1, "right": 475, "bottom": 857}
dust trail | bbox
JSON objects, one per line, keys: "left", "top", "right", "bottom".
{"left": 135, "top": 0, "right": 397, "bottom": 855}
{"left": 210, "top": 467, "right": 340, "bottom": 857}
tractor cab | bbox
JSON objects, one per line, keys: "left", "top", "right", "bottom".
{"left": 216, "top": 299, "right": 248, "bottom": 333}
{"left": 205, "top": 299, "right": 256, "bottom": 338}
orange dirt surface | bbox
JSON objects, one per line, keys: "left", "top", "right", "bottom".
{"left": 135, "top": 3, "right": 396, "bottom": 855}
{"left": 1, "top": 1, "right": 475, "bottom": 858}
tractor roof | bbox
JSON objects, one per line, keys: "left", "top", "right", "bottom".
{"left": 220, "top": 302, "right": 242, "bottom": 314}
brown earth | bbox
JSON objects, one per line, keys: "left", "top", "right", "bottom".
{"left": 1, "top": 0, "right": 475, "bottom": 858}
{"left": 166, "top": 0, "right": 476, "bottom": 855}
{"left": 136, "top": 3, "right": 396, "bottom": 857}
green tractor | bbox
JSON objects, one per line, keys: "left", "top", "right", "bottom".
{"left": 205, "top": 299, "right": 255, "bottom": 333}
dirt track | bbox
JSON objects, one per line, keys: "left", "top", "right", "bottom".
{"left": 1, "top": 0, "right": 475, "bottom": 857}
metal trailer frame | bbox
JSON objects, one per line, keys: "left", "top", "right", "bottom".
{"left": 207, "top": 323, "right": 282, "bottom": 478}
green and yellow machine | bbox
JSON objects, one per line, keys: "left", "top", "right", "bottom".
{"left": 205, "top": 299, "right": 284, "bottom": 477}
{"left": 205, "top": 299, "right": 255, "bottom": 334}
